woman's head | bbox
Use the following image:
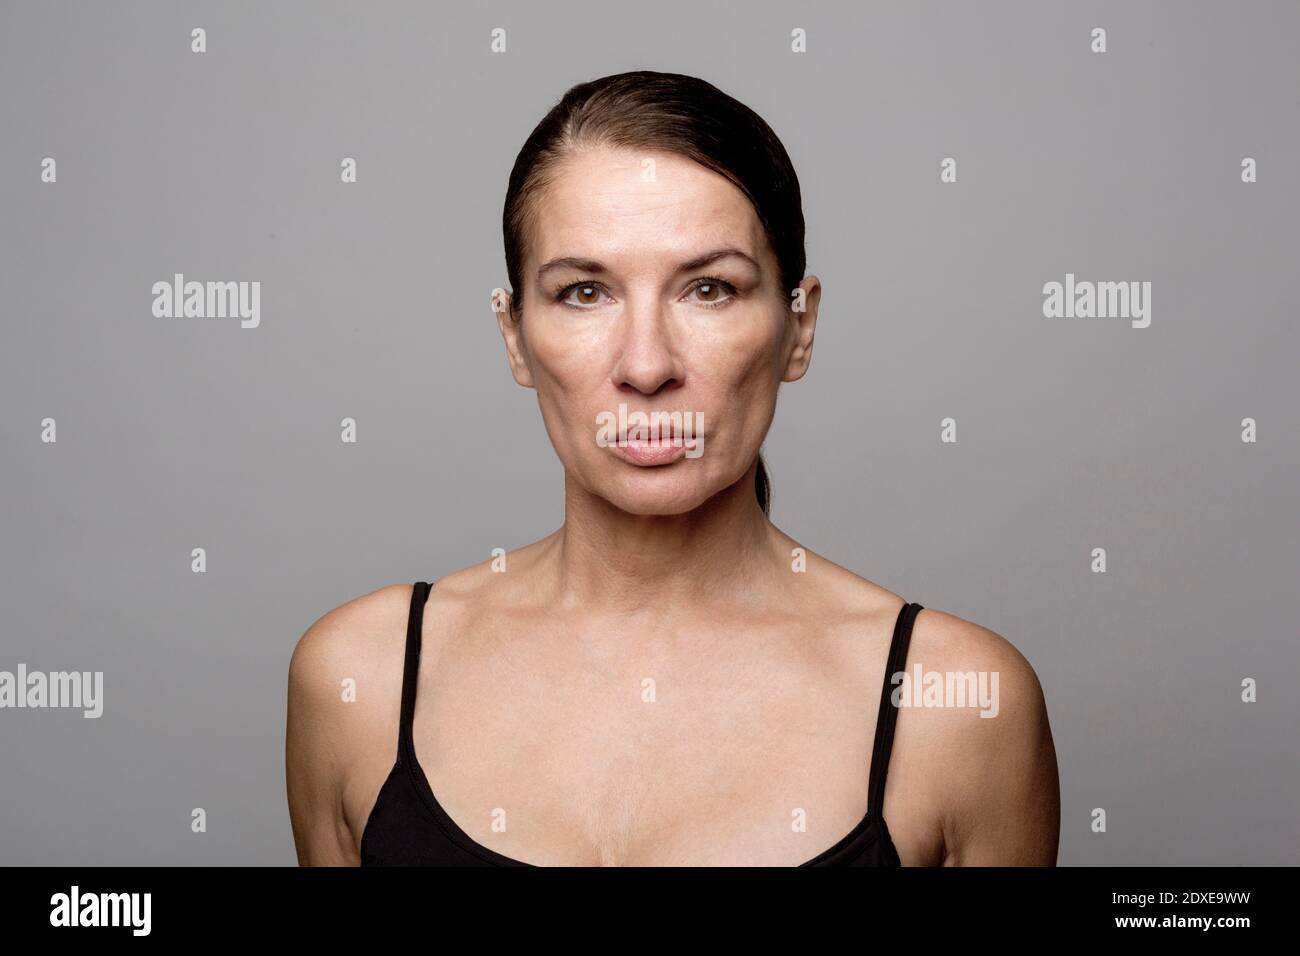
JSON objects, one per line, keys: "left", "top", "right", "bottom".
{"left": 496, "top": 70, "right": 818, "bottom": 518}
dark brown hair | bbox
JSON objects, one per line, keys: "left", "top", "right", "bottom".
{"left": 502, "top": 70, "right": 807, "bottom": 515}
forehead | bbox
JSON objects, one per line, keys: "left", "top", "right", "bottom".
{"left": 527, "top": 145, "right": 768, "bottom": 269}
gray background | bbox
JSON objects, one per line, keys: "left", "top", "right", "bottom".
{"left": 1, "top": 0, "right": 1296, "bottom": 866}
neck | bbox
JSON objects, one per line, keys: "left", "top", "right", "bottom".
{"left": 545, "top": 462, "right": 785, "bottom": 611}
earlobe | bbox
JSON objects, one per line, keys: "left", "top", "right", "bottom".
{"left": 509, "top": 347, "right": 535, "bottom": 388}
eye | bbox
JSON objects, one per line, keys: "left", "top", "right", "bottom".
{"left": 555, "top": 281, "right": 613, "bottom": 308}
{"left": 552, "top": 277, "right": 738, "bottom": 310}
{"left": 684, "top": 277, "right": 738, "bottom": 308}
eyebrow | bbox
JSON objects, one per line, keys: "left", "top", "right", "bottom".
{"left": 535, "top": 247, "right": 761, "bottom": 282}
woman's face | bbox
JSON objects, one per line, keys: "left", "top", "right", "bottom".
{"left": 496, "top": 144, "right": 819, "bottom": 516}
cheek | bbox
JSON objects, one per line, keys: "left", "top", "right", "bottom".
{"left": 524, "top": 316, "right": 602, "bottom": 396}
{"left": 703, "top": 309, "right": 785, "bottom": 396}
{"left": 691, "top": 315, "right": 786, "bottom": 451}
{"left": 521, "top": 319, "right": 610, "bottom": 451}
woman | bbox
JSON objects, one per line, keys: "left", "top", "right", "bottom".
{"left": 286, "top": 70, "right": 1060, "bottom": 866}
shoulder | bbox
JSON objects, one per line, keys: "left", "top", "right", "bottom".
{"left": 900, "top": 605, "right": 1050, "bottom": 766}
{"left": 286, "top": 581, "right": 423, "bottom": 788}
{"left": 286, "top": 582, "right": 420, "bottom": 863}
{"left": 785, "top": 537, "right": 1059, "bottom": 863}
{"left": 793, "top": 548, "right": 1046, "bottom": 716}
{"left": 901, "top": 605, "right": 1060, "bottom": 864}
{"left": 285, "top": 547, "right": 537, "bottom": 710}
{"left": 289, "top": 582, "right": 416, "bottom": 694}
{"left": 907, "top": 606, "right": 1045, "bottom": 704}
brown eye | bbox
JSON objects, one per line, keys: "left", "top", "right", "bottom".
{"left": 557, "top": 282, "right": 610, "bottom": 308}
{"left": 686, "top": 278, "right": 737, "bottom": 308}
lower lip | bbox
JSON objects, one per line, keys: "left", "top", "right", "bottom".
{"left": 609, "top": 438, "right": 695, "bottom": 466}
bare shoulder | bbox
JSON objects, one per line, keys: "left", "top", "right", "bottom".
{"left": 788, "top": 538, "right": 1059, "bottom": 866}
{"left": 902, "top": 604, "right": 1060, "bottom": 865}
{"left": 285, "top": 582, "right": 416, "bottom": 864}
{"left": 908, "top": 605, "right": 1046, "bottom": 699}
{"left": 289, "top": 582, "right": 415, "bottom": 713}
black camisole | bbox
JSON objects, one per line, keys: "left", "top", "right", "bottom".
{"left": 359, "top": 580, "right": 923, "bottom": 866}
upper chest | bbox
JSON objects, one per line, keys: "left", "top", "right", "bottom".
{"left": 348, "top": 605, "right": 948, "bottom": 865}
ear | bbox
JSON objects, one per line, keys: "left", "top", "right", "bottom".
{"left": 492, "top": 288, "right": 535, "bottom": 388}
{"left": 780, "top": 275, "right": 821, "bottom": 383}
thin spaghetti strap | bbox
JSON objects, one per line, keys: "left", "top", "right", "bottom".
{"left": 396, "top": 581, "right": 432, "bottom": 762}
{"left": 868, "top": 600, "right": 923, "bottom": 816}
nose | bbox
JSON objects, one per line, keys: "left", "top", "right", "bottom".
{"left": 610, "top": 291, "right": 682, "bottom": 395}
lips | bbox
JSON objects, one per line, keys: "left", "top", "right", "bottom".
{"left": 619, "top": 414, "right": 691, "bottom": 444}
{"left": 594, "top": 405, "right": 704, "bottom": 465}
{"left": 623, "top": 432, "right": 683, "bottom": 447}
{"left": 610, "top": 437, "right": 690, "bottom": 466}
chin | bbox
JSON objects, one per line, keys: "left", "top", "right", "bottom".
{"left": 599, "top": 472, "right": 718, "bottom": 516}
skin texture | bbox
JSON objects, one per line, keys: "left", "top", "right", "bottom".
{"left": 286, "top": 145, "right": 1061, "bottom": 866}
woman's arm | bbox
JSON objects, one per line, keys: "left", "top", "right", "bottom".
{"left": 926, "top": 619, "right": 1061, "bottom": 866}
{"left": 285, "top": 611, "right": 364, "bottom": 866}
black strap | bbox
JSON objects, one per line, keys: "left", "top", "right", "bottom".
{"left": 868, "top": 601, "right": 922, "bottom": 815}
{"left": 397, "top": 581, "right": 432, "bottom": 761}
